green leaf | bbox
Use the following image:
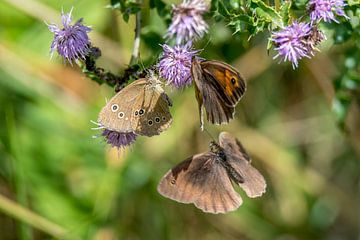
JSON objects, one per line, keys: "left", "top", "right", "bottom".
{"left": 108, "top": 0, "right": 141, "bottom": 22}
{"left": 280, "top": 1, "right": 292, "bottom": 25}
{"left": 251, "top": 0, "right": 283, "bottom": 28}
{"left": 150, "top": 0, "right": 171, "bottom": 19}
{"left": 332, "top": 92, "right": 352, "bottom": 129}
{"left": 348, "top": 0, "right": 360, "bottom": 6}
{"left": 267, "top": 38, "right": 273, "bottom": 52}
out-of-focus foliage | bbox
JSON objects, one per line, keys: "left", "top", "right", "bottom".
{"left": 0, "top": 0, "right": 359, "bottom": 240}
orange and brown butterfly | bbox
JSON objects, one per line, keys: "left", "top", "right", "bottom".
{"left": 157, "top": 132, "right": 266, "bottom": 214}
{"left": 191, "top": 57, "right": 246, "bottom": 129}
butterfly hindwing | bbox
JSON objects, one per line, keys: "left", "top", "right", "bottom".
{"left": 219, "top": 132, "right": 266, "bottom": 198}
{"left": 97, "top": 80, "right": 146, "bottom": 132}
{"left": 191, "top": 58, "right": 246, "bottom": 126}
{"left": 192, "top": 58, "right": 235, "bottom": 125}
{"left": 157, "top": 152, "right": 243, "bottom": 214}
{"left": 131, "top": 84, "right": 172, "bottom": 137}
{"left": 200, "top": 60, "right": 246, "bottom": 107}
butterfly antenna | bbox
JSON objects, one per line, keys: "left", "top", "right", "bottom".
{"left": 203, "top": 127, "right": 215, "bottom": 142}
{"left": 201, "top": 35, "right": 213, "bottom": 53}
{"left": 139, "top": 56, "right": 146, "bottom": 72}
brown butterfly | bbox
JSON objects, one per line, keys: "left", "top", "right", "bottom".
{"left": 157, "top": 132, "right": 266, "bottom": 214}
{"left": 97, "top": 75, "right": 172, "bottom": 137}
{"left": 191, "top": 58, "right": 246, "bottom": 129}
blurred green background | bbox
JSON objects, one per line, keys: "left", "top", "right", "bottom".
{"left": 0, "top": 0, "right": 359, "bottom": 239}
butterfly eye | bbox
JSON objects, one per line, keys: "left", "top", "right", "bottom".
{"left": 139, "top": 109, "right": 145, "bottom": 115}
{"left": 111, "top": 104, "right": 119, "bottom": 112}
{"left": 155, "top": 117, "right": 160, "bottom": 123}
{"left": 230, "top": 77, "right": 236, "bottom": 85}
{"left": 118, "top": 112, "right": 125, "bottom": 118}
{"left": 148, "top": 120, "right": 153, "bottom": 126}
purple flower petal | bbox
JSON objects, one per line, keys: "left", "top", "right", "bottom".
{"left": 308, "top": 0, "right": 349, "bottom": 23}
{"left": 47, "top": 9, "right": 92, "bottom": 63}
{"left": 157, "top": 43, "right": 199, "bottom": 88}
{"left": 272, "top": 22, "right": 326, "bottom": 69}
{"left": 272, "top": 22, "right": 312, "bottom": 68}
{"left": 102, "top": 129, "right": 137, "bottom": 148}
{"left": 165, "top": 0, "right": 209, "bottom": 44}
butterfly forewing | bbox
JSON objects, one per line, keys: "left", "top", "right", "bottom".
{"left": 219, "top": 132, "right": 267, "bottom": 198}
{"left": 201, "top": 60, "right": 246, "bottom": 106}
{"left": 192, "top": 58, "right": 235, "bottom": 126}
{"left": 201, "top": 83, "right": 235, "bottom": 125}
{"left": 157, "top": 152, "right": 243, "bottom": 214}
{"left": 97, "top": 80, "right": 147, "bottom": 132}
{"left": 131, "top": 83, "right": 172, "bottom": 137}
{"left": 191, "top": 58, "right": 246, "bottom": 127}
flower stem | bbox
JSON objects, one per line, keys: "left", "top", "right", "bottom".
{"left": 0, "top": 194, "right": 80, "bottom": 240}
{"left": 129, "top": 3, "right": 142, "bottom": 65}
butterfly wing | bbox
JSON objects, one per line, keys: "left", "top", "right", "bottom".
{"left": 200, "top": 60, "right": 246, "bottom": 106}
{"left": 131, "top": 83, "right": 172, "bottom": 137}
{"left": 219, "top": 132, "right": 266, "bottom": 198}
{"left": 192, "top": 58, "right": 235, "bottom": 126}
{"left": 157, "top": 152, "right": 243, "bottom": 214}
{"left": 97, "top": 79, "right": 147, "bottom": 132}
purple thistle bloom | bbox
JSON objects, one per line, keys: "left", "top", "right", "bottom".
{"left": 102, "top": 129, "right": 137, "bottom": 148}
{"left": 272, "top": 22, "right": 313, "bottom": 69}
{"left": 47, "top": 9, "right": 92, "bottom": 63}
{"left": 165, "top": 0, "right": 209, "bottom": 44}
{"left": 157, "top": 43, "right": 199, "bottom": 88}
{"left": 308, "top": 0, "right": 349, "bottom": 23}
{"left": 304, "top": 26, "right": 326, "bottom": 56}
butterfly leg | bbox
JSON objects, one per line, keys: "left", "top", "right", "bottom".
{"left": 200, "top": 107, "right": 204, "bottom": 131}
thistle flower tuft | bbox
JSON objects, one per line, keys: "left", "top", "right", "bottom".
{"left": 165, "top": 0, "right": 209, "bottom": 44}
{"left": 47, "top": 9, "right": 92, "bottom": 63}
{"left": 157, "top": 43, "right": 199, "bottom": 88}
{"left": 272, "top": 22, "right": 313, "bottom": 69}
{"left": 304, "top": 26, "right": 326, "bottom": 56}
{"left": 102, "top": 129, "right": 137, "bottom": 148}
{"left": 308, "top": 0, "right": 349, "bottom": 23}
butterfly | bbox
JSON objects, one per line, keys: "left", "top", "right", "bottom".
{"left": 157, "top": 132, "right": 266, "bottom": 214}
{"left": 97, "top": 74, "right": 173, "bottom": 137}
{"left": 191, "top": 57, "right": 246, "bottom": 129}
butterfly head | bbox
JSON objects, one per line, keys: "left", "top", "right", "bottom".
{"left": 146, "top": 70, "right": 164, "bottom": 88}
{"left": 209, "top": 141, "right": 221, "bottom": 153}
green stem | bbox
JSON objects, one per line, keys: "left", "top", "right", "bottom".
{"left": 129, "top": 2, "right": 142, "bottom": 65}
{"left": 0, "top": 194, "right": 80, "bottom": 240}
{"left": 6, "top": 107, "right": 31, "bottom": 240}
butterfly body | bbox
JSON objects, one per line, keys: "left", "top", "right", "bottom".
{"left": 158, "top": 132, "right": 266, "bottom": 214}
{"left": 97, "top": 75, "right": 172, "bottom": 137}
{"left": 191, "top": 58, "right": 246, "bottom": 129}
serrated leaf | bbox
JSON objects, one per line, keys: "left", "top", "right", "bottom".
{"left": 280, "top": 1, "right": 292, "bottom": 25}
{"left": 108, "top": 0, "right": 141, "bottom": 21}
{"left": 348, "top": 0, "right": 360, "bottom": 6}
{"left": 150, "top": 0, "right": 170, "bottom": 18}
{"left": 253, "top": 0, "right": 283, "bottom": 28}
{"left": 217, "top": 1, "right": 231, "bottom": 17}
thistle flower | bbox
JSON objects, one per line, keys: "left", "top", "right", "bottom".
{"left": 272, "top": 22, "right": 313, "bottom": 69}
{"left": 102, "top": 129, "right": 137, "bottom": 148}
{"left": 157, "top": 43, "right": 199, "bottom": 88}
{"left": 47, "top": 9, "right": 92, "bottom": 63}
{"left": 304, "top": 26, "right": 326, "bottom": 56}
{"left": 165, "top": 0, "right": 209, "bottom": 44}
{"left": 308, "top": 0, "right": 349, "bottom": 23}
